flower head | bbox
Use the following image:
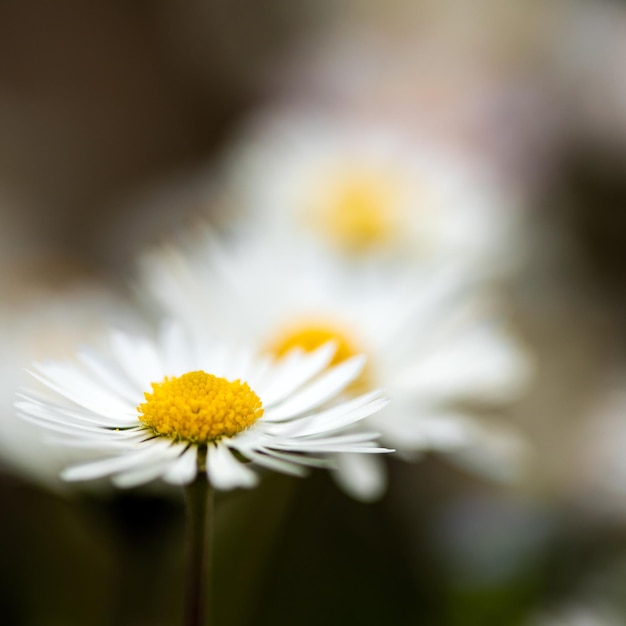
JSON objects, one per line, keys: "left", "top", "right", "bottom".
{"left": 222, "top": 113, "right": 522, "bottom": 271}
{"left": 141, "top": 232, "right": 530, "bottom": 500}
{"left": 16, "top": 323, "right": 391, "bottom": 490}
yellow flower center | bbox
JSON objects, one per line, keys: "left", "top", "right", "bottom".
{"left": 307, "top": 170, "right": 406, "bottom": 254}
{"left": 138, "top": 371, "right": 264, "bottom": 444}
{"left": 268, "top": 322, "right": 370, "bottom": 392}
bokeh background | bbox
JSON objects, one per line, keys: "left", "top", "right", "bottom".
{"left": 1, "top": 1, "right": 626, "bottom": 624}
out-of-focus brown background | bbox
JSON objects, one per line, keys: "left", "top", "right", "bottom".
{"left": 0, "top": 0, "right": 310, "bottom": 263}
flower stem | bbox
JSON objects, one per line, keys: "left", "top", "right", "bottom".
{"left": 183, "top": 446, "right": 213, "bottom": 626}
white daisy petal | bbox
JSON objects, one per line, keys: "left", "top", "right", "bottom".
{"left": 260, "top": 342, "right": 336, "bottom": 406}
{"left": 76, "top": 347, "right": 141, "bottom": 404}
{"left": 251, "top": 449, "right": 333, "bottom": 469}
{"left": 61, "top": 446, "right": 158, "bottom": 482}
{"left": 113, "top": 460, "right": 176, "bottom": 489}
{"left": 17, "top": 412, "right": 123, "bottom": 438}
{"left": 163, "top": 447, "right": 198, "bottom": 485}
{"left": 158, "top": 320, "right": 195, "bottom": 376}
{"left": 268, "top": 442, "right": 389, "bottom": 454}
{"left": 109, "top": 330, "right": 164, "bottom": 390}
{"left": 45, "top": 433, "right": 145, "bottom": 449}
{"left": 264, "top": 354, "right": 367, "bottom": 421}
{"left": 239, "top": 355, "right": 273, "bottom": 394}
{"left": 16, "top": 398, "right": 136, "bottom": 428}
{"left": 395, "top": 323, "right": 530, "bottom": 404}
{"left": 207, "top": 444, "right": 259, "bottom": 490}
{"left": 29, "top": 363, "right": 134, "bottom": 418}
{"left": 269, "top": 432, "right": 386, "bottom": 448}
{"left": 333, "top": 453, "right": 387, "bottom": 502}
{"left": 268, "top": 392, "right": 389, "bottom": 438}
{"left": 238, "top": 448, "right": 309, "bottom": 477}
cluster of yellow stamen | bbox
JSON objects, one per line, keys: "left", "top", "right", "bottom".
{"left": 138, "top": 371, "right": 263, "bottom": 444}
{"left": 307, "top": 170, "right": 404, "bottom": 253}
{"left": 268, "top": 322, "right": 370, "bottom": 393}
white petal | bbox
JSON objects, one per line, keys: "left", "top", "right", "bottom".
{"left": 109, "top": 330, "right": 165, "bottom": 391}
{"left": 29, "top": 363, "right": 134, "bottom": 418}
{"left": 395, "top": 324, "right": 530, "bottom": 404}
{"left": 267, "top": 432, "right": 386, "bottom": 448}
{"left": 374, "top": 406, "right": 475, "bottom": 451}
{"left": 253, "top": 449, "right": 332, "bottom": 469}
{"left": 240, "top": 355, "right": 273, "bottom": 393}
{"left": 267, "top": 441, "right": 390, "bottom": 454}
{"left": 113, "top": 461, "right": 175, "bottom": 488}
{"left": 163, "top": 447, "right": 198, "bottom": 485}
{"left": 237, "top": 447, "right": 308, "bottom": 476}
{"left": 259, "top": 342, "right": 336, "bottom": 406}
{"left": 158, "top": 320, "right": 195, "bottom": 375}
{"left": 16, "top": 398, "right": 136, "bottom": 428}
{"left": 76, "top": 347, "right": 141, "bottom": 404}
{"left": 206, "top": 444, "right": 259, "bottom": 489}
{"left": 17, "top": 411, "right": 124, "bottom": 438}
{"left": 223, "top": 350, "right": 257, "bottom": 384}
{"left": 268, "top": 391, "right": 389, "bottom": 438}
{"left": 333, "top": 453, "right": 387, "bottom": 502}
{"left": 45, "top": 433, "right": 144, "bottom": 448}
{"left": 263, "top": 355, "right": 367, "bottom": 421}
{"left": 61, "top": 440, "right": 173, "bottom": 481}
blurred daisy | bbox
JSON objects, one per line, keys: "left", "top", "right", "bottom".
{"left": 222, "top": 113, "right": 523, "bottom": 272}
{"left": 141, "top": 232, "right": 530, "bottom": 500}
{"left": 16, "top": 323, "right": 390, "bottom": 490}
{"left": 0, "top": 267, "right": 142, "bottom": 488}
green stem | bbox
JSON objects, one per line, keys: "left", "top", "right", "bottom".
{"left": 183, "top": 446, "right": 213, "bottom": 626}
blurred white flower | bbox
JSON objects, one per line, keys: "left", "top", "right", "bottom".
{"left": 222, "top": 113, "right": 524, "bottom": 273}
{"left": 141, "top": 231, "right": 530, "bottom": 500}
{"left": 0, "top": 271, "right": 142, "bottom": 488}
{"left": 17, "top": 323, "right": 390, "bottom": 490}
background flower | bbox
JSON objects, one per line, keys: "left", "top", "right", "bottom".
{"left": 0, "top": 262, "right": 142, "bottom": 489}
{"left": 219, "top": 113, "right": 526, "bottom": 273}
{"left": 141, "top": 231, "right": 530, "bottom": 499}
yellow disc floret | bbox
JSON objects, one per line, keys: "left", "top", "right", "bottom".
{"left": 269, "top": 325, "right": 356, "bottom": 367}
{"left": 138, "top": 371, "right": 263, "bottom": 444}
{"left": 268, "top": 322, "right": 370, "bottom": 392}
{"left": 307, "top": 169, "right": 406, "bottom": 254}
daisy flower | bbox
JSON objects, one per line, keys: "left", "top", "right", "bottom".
{"left": 141, "top": 231, "right": 530, "bottom": 500}
{"left": 220, "top": 112, "right": 523, "bottom": 272}
{"left": 16, "top": 322, "right": 391, "bottom": 490}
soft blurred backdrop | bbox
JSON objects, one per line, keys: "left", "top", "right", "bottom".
{"left": 1, "top": 1, "right": 626, "bottom": 625}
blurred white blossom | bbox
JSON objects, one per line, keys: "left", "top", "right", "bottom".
{"left": 221, "top": 112, "right": 525, "bottom": 274}
{"left": 0, "top": 268, "right": 142, "bottom": 488}
{"left": 141, "top": 230, "right": 530, "bottom": 500}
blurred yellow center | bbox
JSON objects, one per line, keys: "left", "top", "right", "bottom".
{"left": 309, "top": 171, "right": 403, "bottom": 253}
{"left": 138, "top": 371, "right": 263, "bottom": 444}
{"left": 268, "top": 323, "right": 370, "bottom": 392}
